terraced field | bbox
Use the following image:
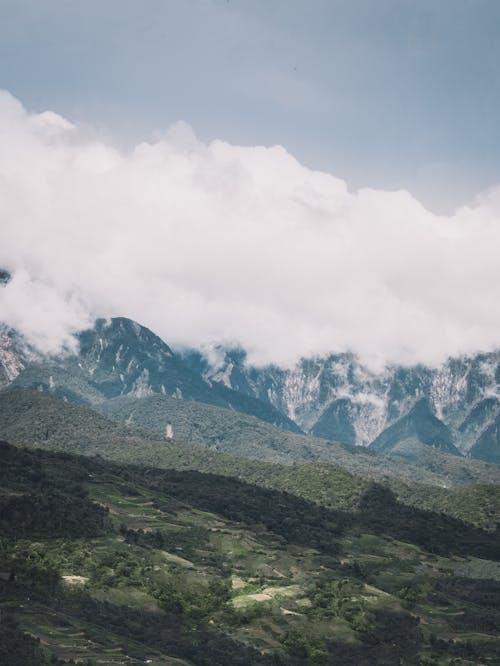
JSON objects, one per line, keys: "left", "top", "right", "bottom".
{"left": 1, "top": 442, "right": 499, "bottom": 664}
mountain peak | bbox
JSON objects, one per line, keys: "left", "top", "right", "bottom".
{"left": 370, "top": 398, "right": 461, "bottom": 458}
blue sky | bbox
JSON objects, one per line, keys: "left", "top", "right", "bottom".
{"left": 1, "top": 0, "right": 500, "bottom": 212}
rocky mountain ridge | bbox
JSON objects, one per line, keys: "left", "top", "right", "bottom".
{"left": 181, "top": 346, "right": 500, "bottom": 463}
{"left": 1, "top": 315, "right": 499, "bottom": 464}
{"left": 0, "top": 318, "right": 300, "bottom": 434}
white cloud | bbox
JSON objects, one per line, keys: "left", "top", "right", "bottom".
{"left": 1, "top": 89, "right": 500, "bottom": 368}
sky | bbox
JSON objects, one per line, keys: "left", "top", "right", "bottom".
{"left": 2, "top": 0, "right": 500, "bottom": 212}
{"left": 1, "top": 1, "right": 500, "bottom": 368}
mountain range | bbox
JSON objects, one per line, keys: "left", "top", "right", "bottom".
{"left": 1, "top": 304, "right": 500, "bottom": 665}
{"left": 1, "top": 312, "right": 497, "bottom": 464}
{"left": 0, "top": 317, "right": 299, "bottom": 433}
{"left": 182, "top": 345, "right": 500, "bottom": 463}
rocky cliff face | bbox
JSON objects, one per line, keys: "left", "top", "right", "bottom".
{"left": 0, "top": 325, "right": 35, "bottom": 388}
{"left": 181, "top": 347, "right": 500, "bottom": 461}
{"left": 0, "top": 318, "right": 300, "bottom": 433}
{"left": 1, "top": 314, "right": 499, "bottom": 462}
{"left": 0, "top": 271, "right": 30, "bottom": 387}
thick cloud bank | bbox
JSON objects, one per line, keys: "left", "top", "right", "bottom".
{"left": 0, "top": 90, "right": 500, "bottom": 367}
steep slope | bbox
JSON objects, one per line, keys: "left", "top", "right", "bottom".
{"left": 470, "top": 414, "right": 500, "bottom": 464}
{"left": 183, "top": 347, "right": 500, "bottom": 460}
{"left": 370, "top": 399, "right": 460, "bottom": 458}
{"left": 457, "top": 396, "right": 500, "bottom": 452}
{"left": 6, "top": 360, "right": 105, "bottom": 404}
{"left": 78, "top": 317, "right": 219, "bottom": 401}
{"left": 311, "top": 398, "right": 360, "bottom": 444}
{"left": 0, "top": 325, "right": 35, "bottom": 389}
{"left": 0, "top": 271, "right": 32, "bottom": 389}
{"left": 76, "top": 319, "right": 299, "bottom": 433}
{"left": 1, "top": 317, "right": 300, "bottom": 433}
{"left": 3, "top": 314, "right": 500, "bottom": 464}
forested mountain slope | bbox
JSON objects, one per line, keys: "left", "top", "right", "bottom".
{"left": 2, "top": 390, "right": 499, "bottom": 490}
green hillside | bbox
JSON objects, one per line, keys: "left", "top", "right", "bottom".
{"left": 370, "top": 400, "right": 460, "bottom": 457}
{"left": 1, "top": 441, "right": 499, "bottom": 665}
{"left": 76, "top": 392, "right": 500, "bottom": 487}
{"left": 0, "top": 390, "right": 499, "bottom": 532}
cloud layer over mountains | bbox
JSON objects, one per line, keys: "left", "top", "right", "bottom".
{"left": 1, "top": 90, "right": 500, "bottom": 367}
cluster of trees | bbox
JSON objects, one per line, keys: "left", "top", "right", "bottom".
{"left": 357, "top": 483, "right": 500, "bottom": 559}
{"left": 325, "top": 609, "right": 422, "bottom": 666}
{"left": 281, "top": 609, "right": 424, "bottom": 666}
{"left": 0, "top": 441, "right": 109, "bottom": 539}
{"left": 0, "top": 541, "right": 59, "bottom": 592}
{"left": 1, "top": 440, "right": 500, "bottom": 665}
{"left": 307, "top": 576, "right": 367, "bottom": 627}
{"left": 0, "top": 613, "right": 52, "bottom": 666}
{"left": 147, "top": 470, "right": 343, "bottom": 554}
{"left": 54, "top": 595, "right": 287, "bottom": 666}
{"left": 0, "top": 490, "right": 109, "bottom": 538}
{"left": 151, "top": 576, "right": 232, "bottom": 622}
{"left": 431, "top": 576, "right": 500, "bottom": 634}
{"left": 120, "top": 524, "right": 211, "bottom": 563}
{"left": 140, "top": 469, "right": 500, "bottom": 561}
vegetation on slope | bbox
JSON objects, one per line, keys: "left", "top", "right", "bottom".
{"left": 0, "top": 390, "right": 499, "bottom": 533}
{"left": 1, "top": 441, "right": 499, "bottom": 665}
{"left": 4, "top": 389, "right": 499, "bottom": 487}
